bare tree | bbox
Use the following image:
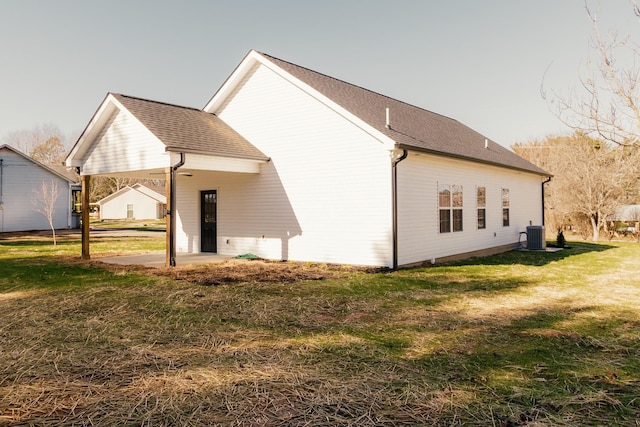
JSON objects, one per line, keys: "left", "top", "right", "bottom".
{"left": 30, "top": 136, "right": 66, "bottom": 165}
{"left": 542, "top": 3, "right": 640, "bottom": 146}
{"left": 2, "top": 124, "right": 68, "bottom": 155}
{"left": 32, "top": 179, "right": 60, "bottom": 245}
{"left": 514, "top": 133, "right": 640, "bottom": 241}
{"left": 513, "top": 135, "right": 576, "bottom": 233}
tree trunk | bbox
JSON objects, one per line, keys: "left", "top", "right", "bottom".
{"left": 591, "top": 215, "right": 600, "bottom": 242}
{"left": 51, "top": 226, "right": 57, "bottom": 246}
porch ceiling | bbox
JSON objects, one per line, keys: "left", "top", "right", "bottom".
{"left": 67, "top": 93, "right": 270, "bottom": 179}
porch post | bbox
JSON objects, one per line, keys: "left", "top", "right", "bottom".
{"left": 166, "top": 153, "right": 185, "bottom": 267}
{"left": 81, "top": 174, "right": 91, "bottom": 260}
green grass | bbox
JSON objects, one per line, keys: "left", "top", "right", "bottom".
{"left": 90, "top": 218, "right": 166, "bottom": 232}
{"left": 1, "top": 237, "right": 639, "bottom": 425}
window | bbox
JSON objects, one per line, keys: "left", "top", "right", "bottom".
{"left": 452, "top": 185, "right": 463, "bottom": 232}
{"left": 477, "top": 186, "right": 486, "bottom": 229}
{"left": 438, "top": 184, "right": 451, "bottom": 233}
{"left": 439, "top": 183, "right": 463, "bottom": 233}
{"left": 71, "top": 188, "right": 82, "bottom": 213}
{"left": 502, "top": 188, "right": 510, "bottom": 227}
{"left": 127, "top": 204, "right": 134, "bottom": 219}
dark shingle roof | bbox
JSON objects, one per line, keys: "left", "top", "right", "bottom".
{"left": 261, "top": 53, "right": 548, "bottom": 175}
{"left": 112, "top": 94, "right": 268, "bottom": 161}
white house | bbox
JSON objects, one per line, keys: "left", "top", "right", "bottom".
{"left": 0, "top": 144, "right": 79, "bottom": 233}
{"left": 65, "top": 50, "right": 549, "bottom": 268}
{"left": 613, "top": 205, "right": 640, "bottom": 222}
{"left": 98, "top": 183, "right": 166, "bottom": 220}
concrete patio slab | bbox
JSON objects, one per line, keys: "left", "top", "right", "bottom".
{"left": 96, "top": 251, "right": 232, "bottom": 268}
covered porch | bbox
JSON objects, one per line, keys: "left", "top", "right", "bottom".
{"left": 65, "top": 93, "right": 269, "bottom": 267}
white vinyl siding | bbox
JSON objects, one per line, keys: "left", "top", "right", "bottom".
{"left": 82, "top": 109, "right": 170, "bottom": 176}
{"left": 99, "top": 187, "right": 165, "bottom": 220}
{"left": 175, "top": 62, "right": 394, "bottom": 267}
{"left": 0, "top": 148, "right": 72, "bottom": 232}
{"left": 397, "top": 153, "right": 543, "bottom": 265}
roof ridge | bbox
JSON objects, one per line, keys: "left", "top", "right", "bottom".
{"left": 112, "top": 93, "right": 205, "bottom": 113}
{"left": 258, "top": 52, "right": 461, "bottom": 126}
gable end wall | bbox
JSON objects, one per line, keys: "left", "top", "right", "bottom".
{"left": 177, "top": 62, "right": 394, "bottom": 267}
{"left": 82, "top": 109, "right": 169, "bottom": 175}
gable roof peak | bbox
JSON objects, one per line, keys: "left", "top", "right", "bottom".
{"left": 257, "top": 51, "right": 454, "bottom": 123}
{"left": 110, "top": 93, "right": 203, "bottom": 114}
{"left": 250, "top": 51, "right": 548, "bottom": 176}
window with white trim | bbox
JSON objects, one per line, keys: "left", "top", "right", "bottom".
{"left": 439, "top": 184, "right": 463, "bottom": 233}
{"left": 502, "top": 188, "right": 510, "bottom": 227}
{"left": 477, "top": 186, "right": 486, "bottom": 229}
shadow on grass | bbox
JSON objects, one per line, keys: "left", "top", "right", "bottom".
{"left": 91, "top": 227, "right": 165, "bottom": 233}
{"left": 1, "top": 240, "right": 639, "bottom": 425}
{"left": 409, "top": 303, "right": 640, "bottom": 425}
{"left": 0, "top": 239, "right": 78, "bottom": 248}
{"left": 0, "top": 255, "right": 147, "bottom": 292}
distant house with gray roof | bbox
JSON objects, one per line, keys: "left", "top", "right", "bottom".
{"left": 66, "top": 50, "right": 550, "bottom": 268}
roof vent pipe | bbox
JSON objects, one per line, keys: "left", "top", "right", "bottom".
{"left": 484, "top": 139, "right": 489, "bottom": 149}
{"left": 386, "top": 108, "right": 391, "bottom": 129}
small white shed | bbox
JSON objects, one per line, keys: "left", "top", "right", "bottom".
{"left": 0, "top": 144, "right": 79, "bottom": 233}
{"left": 98, "top": 183, "right": 166, "bottom": 220}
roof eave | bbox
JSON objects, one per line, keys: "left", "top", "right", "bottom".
{"left": 398, "top": 144, "right": 552, "bottom": 177}
{"left": 1, "top": 144, "right": 79, "bottom": 183}
{"left": 164, "top": 146, "right": 270, "bottom": 163}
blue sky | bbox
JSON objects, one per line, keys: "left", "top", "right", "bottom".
{"left": 1, "top": 1, "right": 638, "bottom": 149}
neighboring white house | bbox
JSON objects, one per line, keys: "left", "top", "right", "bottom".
{"left": 0, "top": 144, "right": 80, "bottom": 233}
{"left": 66, "top": 50, "right": 550, "bottom": 268}
{"left": 613, "top": 205, "right": 640, "bottom": 222}
{"left": 98, "top": 183, "right": 166, "bottom": 220}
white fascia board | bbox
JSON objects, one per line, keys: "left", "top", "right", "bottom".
{"left": 132, "top": 184, "right": 166, "bottom": 202}
{"left": 204, "top": 50, "right": 396, "bottom": 150}
{"left": 97, "top": 185, "right": 134, "bottom": 205}
{"left": 66, "top": 93, "right": 167, "bottom": 171}
{"left": 108, "top": 95, "right": 166, "bottom": 149}
{"left": 66, "top": 93, "right": 117, "bottom": 167}
{"left": 203, "top": 50, "right": 263, "bottom": 113}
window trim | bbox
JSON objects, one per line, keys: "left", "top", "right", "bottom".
{"left": 438, "top": 183, "right": 463, "bottom": 233}
{"left": 476, "top": 186, "right": 486, "bottom": 230}
{"left": 502, "top": 188, "right": 510, "bottom": 227}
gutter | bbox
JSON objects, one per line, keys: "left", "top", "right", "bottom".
{"left": 391, "top": 148, "right": 408, "bottom": 270}
{"left": 542, "top": 176, "right": 552, "bottom": 227}
{"left": 396, "top": 143, "right": 548, "bottom": 177}
{"left": 168, "top": 153, "right": 185, "bottom": 267}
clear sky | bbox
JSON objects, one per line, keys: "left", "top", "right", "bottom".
{"left": 1, "top": 1, "right": 638, "bottom": 149}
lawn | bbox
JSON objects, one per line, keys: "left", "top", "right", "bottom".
{"left": 90, "top": 218, "right": 167, "bottom": 232}
{"left": 0, "top": 233, "right": 639, "bottom": 426}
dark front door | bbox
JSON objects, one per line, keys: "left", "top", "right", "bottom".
{"left": 201, "top": 190, "right": 217, "bottom": 252}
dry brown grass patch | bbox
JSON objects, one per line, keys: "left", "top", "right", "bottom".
{"left": 154, "top": 259, "right": 380, "bottom": 285}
